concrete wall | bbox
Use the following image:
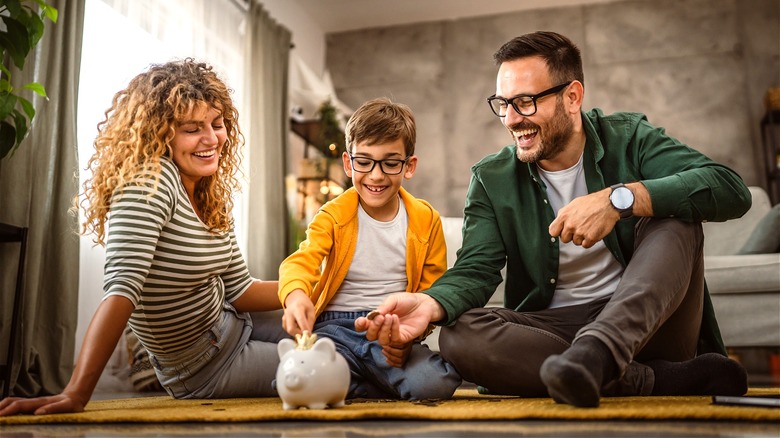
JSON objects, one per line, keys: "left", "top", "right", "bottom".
{"left": 325, "top": 0, "right": 780, "bottom": 216}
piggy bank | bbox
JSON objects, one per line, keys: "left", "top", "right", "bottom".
{"left": 276, "top": 333, "right": 350, "bottom": 410}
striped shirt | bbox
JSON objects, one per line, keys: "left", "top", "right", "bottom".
{"left": 103, "top": 158, "right": 252, "bottom": 355}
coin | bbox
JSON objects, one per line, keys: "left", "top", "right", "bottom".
{"left": 366, "top": 310, "right": 380, "bottom": 320}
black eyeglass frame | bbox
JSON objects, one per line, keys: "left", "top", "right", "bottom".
{"left": 348, "top": 154, "right": 411, "bottom": 175}
{"left": 487, "top": 81, "right": 573, "bottom": 117}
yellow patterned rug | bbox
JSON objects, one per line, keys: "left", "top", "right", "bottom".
{"left": 1, "top": 388, "right": 778, "bottom": 425}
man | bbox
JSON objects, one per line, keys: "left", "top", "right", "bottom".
{"left": 356, "top": 31, "right": 750, "bottom": 408}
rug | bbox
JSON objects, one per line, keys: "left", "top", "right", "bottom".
{"left": 1, "top": 388, "right": 778, "bottom": 425}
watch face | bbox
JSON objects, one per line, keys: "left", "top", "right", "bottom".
{"left": 611, "top": 187, "right": 634, "bottom": 210}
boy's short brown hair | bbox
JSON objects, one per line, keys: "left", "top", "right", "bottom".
{"left": 345, "top": 97, "right": 416, "bottom": 156}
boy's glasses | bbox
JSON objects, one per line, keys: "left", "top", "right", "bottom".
{"left": 348, "top": 154, "right": 410, "bottom": 175}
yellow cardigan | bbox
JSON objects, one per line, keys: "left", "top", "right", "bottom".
{"left": 278, "top": 187, "right": 447, "bottom": 316}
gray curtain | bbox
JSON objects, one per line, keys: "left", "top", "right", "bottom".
{"left": 244, "top": 1, "right": 292, "bottom": 280}
{"left": 0, "top": 0, "right": 84, "bottom": 396}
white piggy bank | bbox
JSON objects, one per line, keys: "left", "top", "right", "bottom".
{"left": 276, "top": 336, "right": 350, "bottom": 410}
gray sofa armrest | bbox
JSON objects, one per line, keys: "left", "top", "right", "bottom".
{"left": 705, "top": 254, "right": 780, "bottom": 294}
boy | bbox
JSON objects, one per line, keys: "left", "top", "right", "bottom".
{"left": 278, "top": 97, "right": 461, "bottom": 400}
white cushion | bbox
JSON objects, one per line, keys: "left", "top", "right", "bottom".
{"left": 440, "top": 217, "right": 464, "bottom": 269}
{"left": 440, "top": 216, "right": 504, "bottom": 306}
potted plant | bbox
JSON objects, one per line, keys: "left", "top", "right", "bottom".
{"left": 0, "top": 0, "right": 58, "bottom": 159}
{"left": 315, "top": 99, "right": 346, "bottom": 158}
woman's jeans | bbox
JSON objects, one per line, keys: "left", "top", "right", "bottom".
{"left": 314, "top": 311, "right": 462, "bottom": 400}
{"left": 149, "top": 305, "right": 288, "bottom": 399}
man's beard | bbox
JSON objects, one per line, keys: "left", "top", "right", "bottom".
{"left": 512, "top": 98, "right": 573, "bottom": 163}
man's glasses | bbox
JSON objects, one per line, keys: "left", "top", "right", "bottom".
{"left": 348, "top": 154, "right": 410, "bottom": 175}
{"left": 487, "top": 81, "right": 572, "bottom": 117}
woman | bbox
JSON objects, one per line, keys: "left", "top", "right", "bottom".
{"left": 0, "top": 59, "right": 284, "bottom": 415}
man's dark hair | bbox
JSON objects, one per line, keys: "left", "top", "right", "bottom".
{"left": 493, "top": 31, "right": 584, "bottom": 85}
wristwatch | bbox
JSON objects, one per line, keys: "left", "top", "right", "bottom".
{"left": 609, "top": 183, "right": 634, "bottom": 219}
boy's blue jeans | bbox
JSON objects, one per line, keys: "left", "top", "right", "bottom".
{"left": 149, "top": 305, "right": 288, "bottom": 399}
{"left": 314, "top": 311, "right": 462, "bottom": 400}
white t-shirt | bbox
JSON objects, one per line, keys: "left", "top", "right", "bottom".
{"left": 325, "top": 198, "right": 409, "bottom": 311}
{"left": 537, "top": 154, "right": 624, "bottom": 308}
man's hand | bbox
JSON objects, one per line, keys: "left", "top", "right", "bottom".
{"left": 282, "top": 289, "right": 315, "bottom": 336}
{"left": 549, "top": 183, "right": 651, "bottom": 248}
{"left": 354, "top": 313, "right": 412, "bottom": 367}
{"left": 382, "top": 339, "right": 413, "bottom": 368}
{"left": 548, "top": 188, "right": 619, "bottom": 248}
{"left": 355, "top": 292, "right": 443, "bottom": 345}
{"left": 0, "top": 393, "right": 86, "bottom": 416}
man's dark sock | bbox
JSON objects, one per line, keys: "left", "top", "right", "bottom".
{"left": 539, "top": 336, "right": 617, "bottom": 408}
{"left": 648, "top": 352, "right": 748, "bottom": 396}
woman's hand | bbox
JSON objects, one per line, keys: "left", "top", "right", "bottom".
{"left": 0, "top": 393, "right": 86, "bottom": 416}
{"left": 0, "top": 296, "right": 133, "bottom": 416}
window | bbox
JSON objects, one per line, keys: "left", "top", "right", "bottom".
{"left": 76, "top": 0, "right": 247, "bottom": 365}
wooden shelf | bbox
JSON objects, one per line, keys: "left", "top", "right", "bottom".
{"left": 291, "top": 119, "right": 344, "bottom": 156}
{"left": 290, "top": 119, "right": 322, "bottom": 146}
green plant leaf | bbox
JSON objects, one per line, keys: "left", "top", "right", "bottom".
{"left": 22, "top": 81, "right": 46, "bottom": 97}
{"left": 0, "top": 92, "right": 17, "bottom": 121}
{"left": 30, "top": 0, "right": 58, "bottom": 23}
{"left": 25, "top": 10, "right": 44, "bottom": 48}
{"left": 0, "top": 0, "right": 57, "bottom": 161}
{"left": 0, "top": 120, "right": 17, "bottom": 159}
{"left": 0, "top": 17, "right": 32, "bottom": 69}
{"left": 18, "top": 95, "right": 34, "bottom": 119}
{"left": 43, "top": 5, "right": 58, "bottom": 23}
{"left": 12, "top": 108, "right": 28, "bottom": 144}
{"left": 1, "top": 0, "right": 25, "bottom": 17}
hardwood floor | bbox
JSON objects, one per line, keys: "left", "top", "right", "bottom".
{"left": 3, "top": 419, "right": 779, "bottom": 437}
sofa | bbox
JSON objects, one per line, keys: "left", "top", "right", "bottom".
{"left": 701, "top": 186, "right": 780, "bottom": 348}
{"left": 428, "top": 186, "right": 779, "bottom": 351}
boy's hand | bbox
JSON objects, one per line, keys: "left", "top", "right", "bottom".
{"left": 282, "top": 289, "right": 315, "bottom": 336}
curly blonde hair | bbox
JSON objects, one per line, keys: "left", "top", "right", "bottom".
{"left": 77, "top": 59, "right": 243, "bottom": 245}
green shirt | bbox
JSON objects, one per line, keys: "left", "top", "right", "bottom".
{"left": 426, "top": 108, "right": 751, "bottom": 354}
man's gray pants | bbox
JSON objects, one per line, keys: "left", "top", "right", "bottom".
{"left": 438, "top": 218, "right": 705, "bottom": 397}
